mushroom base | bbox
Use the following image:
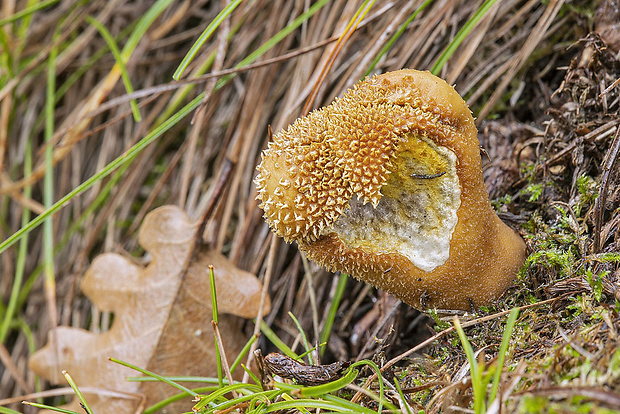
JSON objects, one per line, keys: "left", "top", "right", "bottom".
{"left": 298, "top": 218, "right": 525, "bottom": 310}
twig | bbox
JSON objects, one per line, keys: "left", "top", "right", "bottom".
{"left": 514, "top": 120, "right": 619, "bottom": 188}
{"left": 355, "top": 296, "right": 400, "bottom": 361}
{"left": 556, "top": 323, "right": 596, "bottom": 360}
{"left": 477, "top": 0, "right": 564, "bottom": 123}
{"left": 126, "top": 134, "right": 189, "bottom": 237}
{"left": 193, "top": 157, "right": 234, "bottom": 251}
{"left": 242, "top": 233, "right": 278, "bottom": 383}
{"left": 93, "top": 36, "right": 339, "bottom": 118}
{"left": 179, "top": 0, "right": 232, "bottom": 207}
{"left": 0, "top": 342, "right": 32, "bottom": 394}
{"left": 301, "top": 255, "right": 320, "bottom": 350}
{"left": 211, "top": 320, "right": 238, "bottom": 398}
{"left": 513, "top": 386, "right": 620, "bottom": 409}
{"left": 1, "top": 387, "right": 144, "bottom": 406}
{"left": 593, "top": 126, "right": 620, "bottom": 252}
{"left": 599, "top": 76, "right": 620, "bottom": 97}
{"left": 486, "top": 358, "right": 527, "bottom": 414}
{"left": 302, "top": 1, "right": 374, "bottom": 115}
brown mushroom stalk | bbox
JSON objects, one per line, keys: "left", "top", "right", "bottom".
{"left": 255, "top": 69, "right": 526, "bottom": 310}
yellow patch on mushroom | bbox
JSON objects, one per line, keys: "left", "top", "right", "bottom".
{"left": 255, "top": 69, "right": 526, "bottom": 310}
{"left": 330, "top": 133, "right": 461, "bottom": 273}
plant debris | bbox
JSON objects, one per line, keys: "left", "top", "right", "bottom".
{"left": 255, "top": 350, "right": 351, "bottom": 388}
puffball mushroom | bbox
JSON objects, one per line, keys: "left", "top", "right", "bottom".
{"left": 255, "top": 69, "right": 526, "bottom": 310}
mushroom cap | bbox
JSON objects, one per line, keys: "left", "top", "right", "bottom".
{"left": 255, "top": 69, "right": 526, "bottom": 310}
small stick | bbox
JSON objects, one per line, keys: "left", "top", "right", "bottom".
{"left": 593, "top": 127, "right": 620, "bottom": 252}
{"left": 242, "top": 234, "right": 278, "bottom": 383}
{"left": 212, "top": 320, "right": 238, "bottom": 398}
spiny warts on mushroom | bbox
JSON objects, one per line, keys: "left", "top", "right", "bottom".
{"left": 255, "top": 69, "right": 526, "bottom": 310}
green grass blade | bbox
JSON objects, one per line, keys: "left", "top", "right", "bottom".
{"left": 488, "top": 307, "right": 519, "bottom": 405}
{"left": 350, "top": 359, "right": 389, "bottom": 413}
{"left": 208, "top": 266, "right": 219, "bottom": 324}
{"left": 230, "top": 333, "right": 257, "bottom": 374}
{"left": 298, "top": 368, "right": 358, "bottom": 397}
{"left": 453, "top": 316, "right": 478, "bottom": 380}
{"left": 280, "top": 394, "right": 312, "bottom": 414}
{"left": 143, "top": 386, "right": 219, "bottom": 414}
{"left": 0, "top": 0, "right": 60, "bottom": 26}
{"left": 121, "top": 0, "right": 174, "bottom": 61}
{"left": 86, "top": 16, "right": 141, "bottom": 121}
{"left": 16, "top": 317, "right": 42, "bottom": 395}
{"left": 394, "top": 377, "right": 413, "bottom": 414}
{"left": 208, "top": 265, "right": 223, "bottom": 387}
{"left": 319, "top": 273, "right": 347, "bottom": 357}
{"left": 139, "top": 380, "right": 264, "bottom": 413}
{"left": 0, "top": 29, "right": 12, "bottom": 76}
{"left": 242, "top": 363, "right": 262, "bottom": 387}
{"left": 288, "top": 312, "right": 313, "bottom": 363}
{"left": 431, "top": 0, "right": 499, "bottom": 75}
{"left": 157, "top": 17, "right": 250, "bottom": 124}
{"left": 192, "top": 382, "right": 257, "bottom": 411}
{"left": 0, "top": 406, "right": 23, "bottom": 414}
{"left": 43, "top": 30, "right": 58, "bottom": 329}
{"left": 263, "top": 398, "right": 371, "bottom": 413}
{"left": 21, "top": 402, "right": 79, "bottom": 414}
{"left": 271, "top": 370, "right": 360, "bottom": 397}
{"left": 173, "top": 0, "right": 243, "bottom": 80}
{"left": 14, "top": 0, "right": 40, "bottom": 60}
{"left": 0, "top": 140, "right": 32, "bottom": 342}
{"left": 454, "top": 316, "right": 483, "bottom": 413}
{"left": 297, "top": 343, "right": 323, "bottom": 360}
{"left": 109, "top": 357, "right": 197, "bottom": 397}
{"left": 128, "top": 375, "right": 228, "bottom": 383}
{"left": 259, "top": 320, "right": 299, "bottom": 360}
{"left": 323, "top": 393, "right": 397, "bottom": 413}
{"left": 210, "top": 390, "right": 282, "bottom": 413}
{"left": 62, "top": 371, "right": 93, "bottom": 414}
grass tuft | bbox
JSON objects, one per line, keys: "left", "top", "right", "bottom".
{"left": 453, "top": 308, "right": 519, "bottom": 414}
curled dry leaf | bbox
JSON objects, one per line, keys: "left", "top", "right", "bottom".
{"left": 29, "top": 205, "right": 270, "bottom": 414}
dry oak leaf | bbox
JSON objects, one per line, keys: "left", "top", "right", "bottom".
{"left": 29, "top": 205, "right": 270, "bottom": 414}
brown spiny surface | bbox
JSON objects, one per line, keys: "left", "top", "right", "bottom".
{"left": 255, "top": 70, "right": 455, "bottom": 242}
